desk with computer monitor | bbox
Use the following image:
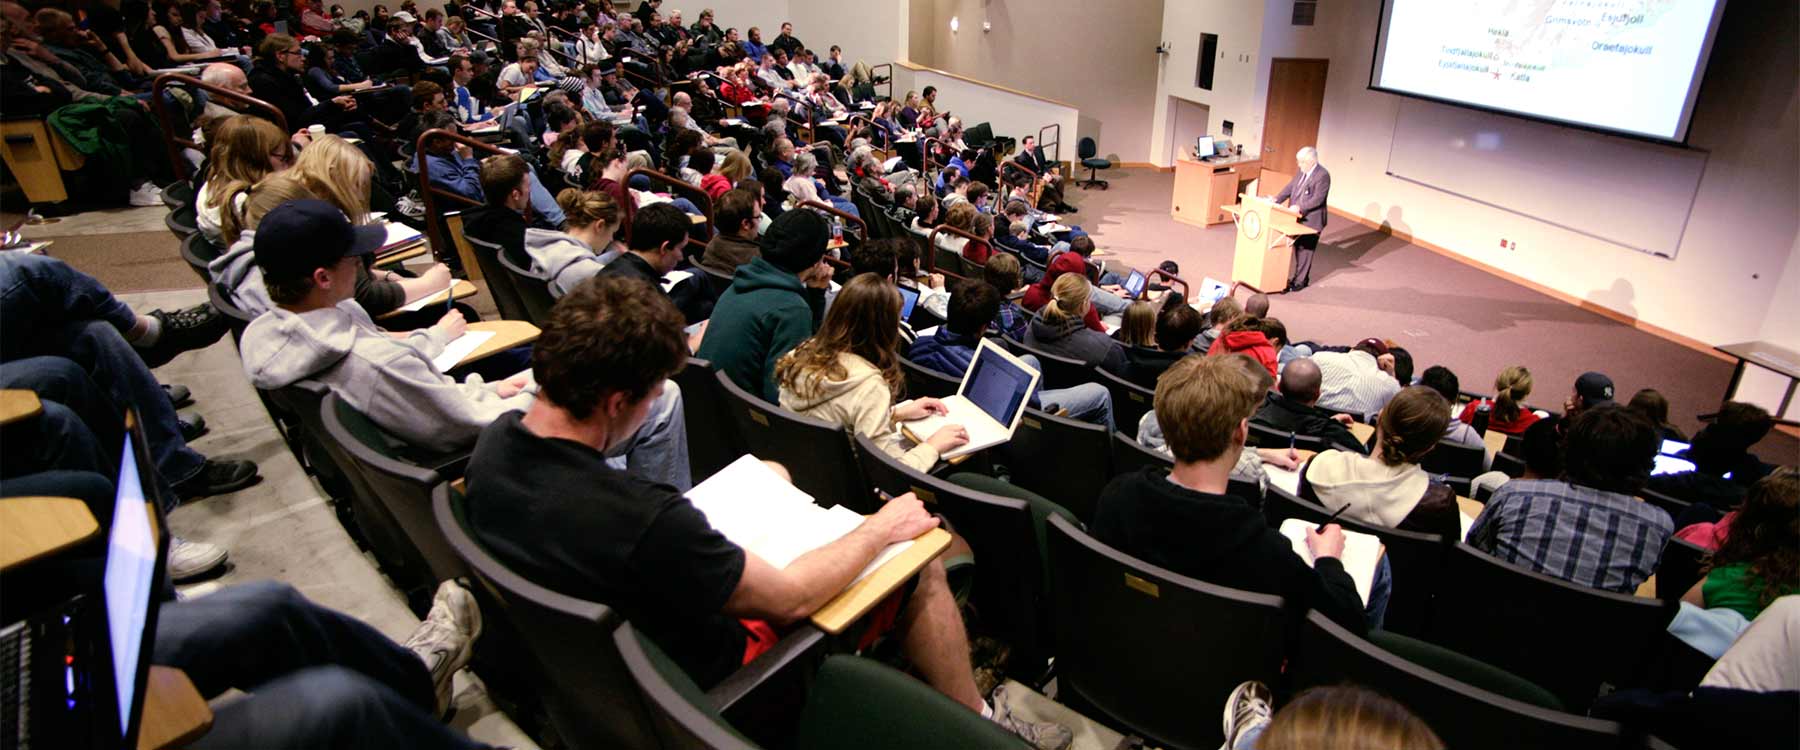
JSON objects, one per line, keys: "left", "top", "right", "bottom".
{"left": 1171, "top": 136, "right": 1264, "bottom": 227}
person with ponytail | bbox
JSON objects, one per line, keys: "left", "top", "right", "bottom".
{"left": 1025, "top": 273, "right": 1126, "bottom": 372}
{"left": 1304, "top": 385, "right": 1462, "bottom": 539}
{"left": 197, "top": 114, "right": 295, "bottom": 245}
{"left": 1457, "top": 364, "right": 1541, "bottom": 435}
{"left": 523, "top": 187, "right": 623, "bottom": 297}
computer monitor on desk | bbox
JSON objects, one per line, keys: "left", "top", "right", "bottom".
{"left": 1194, "top": 136, "right": 1215, "bottom": 161}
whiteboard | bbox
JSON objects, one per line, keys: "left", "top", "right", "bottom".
{"left": 1384, "top": 98, "right": 1709, "bottom": 258}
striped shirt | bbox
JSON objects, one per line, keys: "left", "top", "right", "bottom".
{"left": 1311, "top": 350, "right": 1400, "bottom": 418}
{"left": 1467, "top": 478, "right": 1674, "bottom": 593}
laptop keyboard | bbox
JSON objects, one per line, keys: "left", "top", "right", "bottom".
{"left": 1, "top": 623, "right": 30, "bottom": 750}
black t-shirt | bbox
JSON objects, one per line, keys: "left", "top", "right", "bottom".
{"left": 87, "top": 5, "right": 127, "bottom": 62}
{"left": 465, "top": 412, "right": 750, "bottom": 686}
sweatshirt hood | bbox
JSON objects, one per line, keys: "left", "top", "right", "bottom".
{"left": 210, "top": 229, "right": 260, "bottom": 295}
{"left": 730, "top": 256, "right": 804, "bottom": 295}
{"left": 781, "top": 353, "right": 882, "bottom": 411}
{"left": 1304, "top": 450, "right": 1430, "bottom": 526}
{"left": 1028, "top": 312, "right": 1085, "bottom": 343}
{"left": 1218, "top": 330, "right": 1272, "bottom": 351}
{"left": 239, "top": 302, "right": 360, "bottom": 389}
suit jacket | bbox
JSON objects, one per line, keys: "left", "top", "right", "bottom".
{"left": 1015, "top": 146, "right": 1049, "bottom": 176}
{"left": 1273, "top": 164, "right": 1330, "bottom": 230}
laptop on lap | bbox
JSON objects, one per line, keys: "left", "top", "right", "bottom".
{"left": 901, "top": 339, "right": 1040, "bottom": 460}
{"left": 1, "top": 410, "right": 171, "bottom": 750}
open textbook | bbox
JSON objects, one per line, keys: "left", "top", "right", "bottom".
{"left": 685, "top": 456, "right": 911, "bottom": 584}
{"left": 1278, "top": 518, "right": 1384, "bottom": 606}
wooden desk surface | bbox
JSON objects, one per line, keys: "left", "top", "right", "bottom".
{"left": 1482, "top": 429, "right": 1508, "bottom": 457}
{"left": 1715, "top": 341, "right": 1800, "bottom": 379}
{"left": 1175, "top": 155, "right": 1262, "bottom": 173}
{"left": 0, "top": 496, "right": 99, "bottom": 571}
{"left": 373, "top": 243, "right": 429, "bottom": 267}
{"left": 457, "top": 320, "right": 540, "bottom": 368}
{"left": 376, "top": 280, "right": 478, "bottom": 320}
{"left": 137, "top": 666, "right": 212, "bottom": 750}
{"left": 0, "top": 388, "right": 43, "bottom": 426}
{"left": 827, "top": 238, "right": 849, "bottom": 250}
{"left": 1348, "top": 422, "right": 1375, "bottom": 445}
{"left": 810, "top": 527, "right": 952, "bottom": 635}
{"left": 1456, "top": 496, "right": 1484, "bottom": 522}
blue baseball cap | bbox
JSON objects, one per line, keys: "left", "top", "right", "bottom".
{"left": 253, "top": 199, "right": 388, "bottom": 283}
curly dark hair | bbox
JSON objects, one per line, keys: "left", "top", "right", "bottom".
{"left": 531, "top": 275, "right": 688, "bottom": 420}
{"left": 774, "top": 274, "right": 903, "bottom": 400}
{"left": 1708, "top": 466, "right": 1799, "bottom": 610}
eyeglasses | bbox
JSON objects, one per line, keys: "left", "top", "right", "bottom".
{"left": 279, "top": 48, "right": 303, "bottom": 57}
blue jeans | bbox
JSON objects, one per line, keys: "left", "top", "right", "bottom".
{"left": 526, "top": 172, "right": 567, "bottom": 227}
{"left": 1366, "top": 555, "right": 1393, "bottom": 631}
{"left": 602, "top": 379, "right": 692, "bottom": 492}
{"left": 0, "top": 256, "right": 205, "bottom": 493}
{"left": 1015, "top": 355, "right": 1114, "bottom": 430}
{"left": 154, "top": 581, "right": 484, "bottom": 750}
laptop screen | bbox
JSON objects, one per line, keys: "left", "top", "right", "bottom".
{"left": 1652, "top": 454, "right": 1697, "bottom": 476}
{"left": 1195, "top": 136, "right": 1214, "bottom": 160}
{"left": 102, "top": 431, "right": 158, "bottom": 739}
{"left": 1660, "top": 439, "right": 1690, "bottom": 456}
{"left": 897, "top": 284, "right": 920, "bottom": 320}
{"left": 1198, "top": 277, "right": 1231, "bottom": 304}
{"left": 964, "top": 345, "right": 1034, "bottom": 425}
{"left": 1121, "top": 270, "right": 1147, "bottom": 299}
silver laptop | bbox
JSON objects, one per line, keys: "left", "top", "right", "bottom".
{"left": 903, "top": 339, "right": 1040, "bottom": 459}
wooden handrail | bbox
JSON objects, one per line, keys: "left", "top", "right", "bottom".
{"left": 152, "top": 73, "right": 289, "bottom": 182}
{"left": 845, "top": 114, "right": 890, "bottom": 151}
{"left": 798, "top": 200, "right": 867, "bottom": 244}
{"left": 623, "top": 167, "right": 713, "bottom": 243}
{"left": 920, "top": 135, "right": 955, "bottom": 187}
{"left": 412, "top": 128, "right": 512, "bottom": 259}
{"left": 927, "top": 223, "right": 989, "bottom": 272}
{"left": 1149, "top": 267, "right": 1192, "bottom": 301}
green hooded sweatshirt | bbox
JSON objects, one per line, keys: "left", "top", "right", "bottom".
{"left": 696, "top": 256, "right": 825, "bottom": 403}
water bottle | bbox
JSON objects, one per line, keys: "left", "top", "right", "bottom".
{"left": 1472, "top": 400, "right": 1492, "bottom": 434}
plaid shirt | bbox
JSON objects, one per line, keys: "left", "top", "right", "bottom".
{"left": 1467, "top": 478, "right": 1674, "bottom": 593}
{"left": 993, "top": 301, "right": 1029, "bottom": 341}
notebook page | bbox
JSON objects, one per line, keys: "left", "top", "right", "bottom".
{"left": 686, "top": 456, "right": 913, "bottom": 575}
{"left": 1279, "top": 519, "right": 1383, "bottom": 606}
{"left": 430, "top": 330, "right": 496, "bottom": 372}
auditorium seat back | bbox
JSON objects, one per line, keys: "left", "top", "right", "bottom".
{"left": 675, "top": 358, "right": 746, "bottom": 482}
{"left": 494, "top": 247, "right": 557, "bottom": 326}
{"left": 1094, "top": 367, "right": 1154, "bottom": 440}
{"left": 179, "top": 232, "right": 220, "bottom": 286}
{"left": 463, "top": 232, "right": 533, "bottom": 323}
{"left": 1046, "top": 515, "right": 1286, "bottom": 750}
{"left": 1246, "top": 421, "right": 1330, "bottom": 453}
{"left": 1263, "top": 485, "right": 1448, "bottom": 637}
{"left": 1290, "top": 611, "right": 1626, "bottom": 750}
{"left": 1424, "top": 543, "right": 1677, "bottom": 711}
{"left": 899, "top": 357, "right": 960, "bottom": 400}
{"left": 1420, "top": 439, "right": 1486, "bottom": 478}
{"left": 1001, "top": 337, "right": 1092, "bottom": 391}
{"left": 714, "top": 370, "right": 873, "bottom": 513}
{"left": 994, "top": 408, "right": 1110, "bottom": 523}
{"left": 1654, "top": 537, "right": 1708, "bottom": 603}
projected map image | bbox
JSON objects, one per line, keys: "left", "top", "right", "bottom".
{"left": 1375, "top": 0, "right": 1723, "bottom": 139}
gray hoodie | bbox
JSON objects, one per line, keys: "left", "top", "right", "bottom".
{"left": 208, "top": 230, "right": 275, "bottom": 316}
{"left": 239, "top": 300, "right": 534, "bottom": 453}
{"left": 1025, "top": 312, "right": 1126, "bottom": 372}
{"left": 523, "top": 228, "right": 606, "bottom": 298}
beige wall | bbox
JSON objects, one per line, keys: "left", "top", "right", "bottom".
{"left": 913, "top": 0, "right": 1165, "bottom": 163}
{"left": 1148, "top": 0, "right": 1268, "bottom": 166}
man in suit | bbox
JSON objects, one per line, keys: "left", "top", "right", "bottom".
{"left": 1011, "top": 135, "right": 1072, "bottom": 213}
{"left": 1273, "top": 146, "right": 1330, "bottom": 292}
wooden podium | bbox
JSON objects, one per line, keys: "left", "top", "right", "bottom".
{"left": 1223, "top": 193, "right": 1316, "bottom": 290}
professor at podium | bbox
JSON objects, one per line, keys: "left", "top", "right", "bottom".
{"left": 1272, "top": 146, "right": 1331, "bottom": 292}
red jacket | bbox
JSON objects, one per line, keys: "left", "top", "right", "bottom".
{"left": 963, "top": 239, "right": 994, "bottom": 265}
{"left": 1208, "top": 330, "right": 1278, "bottom": 377}
{"left": 701, "top": 173, "right": 732, "bottom": 201}
{"left": 1022, "top": 252, "right": 1102, "bottom": 332}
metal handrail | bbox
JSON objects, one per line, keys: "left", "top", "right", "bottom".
{"left": 152, "top": 73, "right": 289, "bottom": 182}
{"left": 845, "top": 114, "right": 890, "bottom": 151}
{"left": 412, "top": 128, "right": 512, "bottom": 257}
{"left": 624, "top": 167, "right": 713, "bottom": 243}
{"left": 920, "top": 135, "right": 954, "bottom": 186}
{"left": 797, "top": 200, "right": 866, "bottom": 243}
{"left": 869, "top": 62, "right": 892, "bottom": 101}
{"left": 1149, "top": 267, "right": 1192, "bottom": 301}
{"left": 927, "top": 223, "right": 990, "bottom": 277}
{"left": 1037, "top": 123, "right": 1062, "bottom": 171}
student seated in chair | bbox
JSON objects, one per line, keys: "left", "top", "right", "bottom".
{"left": 697, "top": 188, "right": 764, "bottom": 277}
{"left": 778, "top": 274, "right": 967, "bottom": 471}
{"left": 1468, "top": 404, "right": 1672, "bottom": 593}
{"left": 1416, "top": 365, "right": 1485, "bottom": 449}
{"left": 463, "top": 276, "right": 1073, "bottom": 750}
{"left": 1093, "top": 353, "right": 1368, "bottom": 633}
{"left": 523, "top": 187, "right": 624, "bottom": 298}
{"left": 1024, "top": 275, "right": 1126, "bottom": 374}
{"left": 1650, "top": 401, "right": 1776, "bottom": 510}
{"left": 697, "top": 209, "right": 835, "bottom": 403}
{"left": 1117, "top": 302, "right": 1202, "bottom": 390}
{"left": 1250, "top": 357, "right": 1367, "bottom": 455}
{"left": 906, "top": 278, "right": 1116, "bottom": 429}
{"left": 1304, "top": 385, "right": 1462, "bottom": 539}
{"left": 240, "top": 199, "right": 692, "bottom": 487}
{"left": 595, "top": 203, "right": 711, "bottom": 324}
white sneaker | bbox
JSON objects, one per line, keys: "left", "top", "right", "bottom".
{"left": 990, "top": 684, "right": 1073, "bottom": 750}
{"left": 167, "top": 536, "right": 227, "bottom": 582}
{"left": 128, "top": 183, "right": 164, "bottom": 207}
{"left": 1219, "top": 680, "right": 1273, "bottom": 750}
{"left": 404, "top": 579, "right": 483, "bottom": 716}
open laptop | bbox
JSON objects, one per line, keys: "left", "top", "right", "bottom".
{"left": 901, "top": 339, "right": 1040, "bottom": 459}
{"left": 1653, "top": 453, "right": 1698, "bottom": 476}
{"left": 1659, "top": 439, "right": 1691, "bottom": 457}
{"left": 1121, "top": 269, "right": 1148, "bottom": 300}
{"left": 1197, "top": 276, "right": 1232, "bottom": 305}
{"left": 1, "top": 410, "right": 171, "bottom": 750}
{"left": 897, "top": 285, "right": 921, "bottom": 320}
{"left": 1195, "top": 135, "right": 1215, "bottom": 161}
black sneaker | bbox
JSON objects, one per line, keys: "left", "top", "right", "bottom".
{"left": 163, "top": 383, "right": 193, "bottom": 409}
{"left": 174, "top": 459, "right": 260, "bottom": 500}
{"left": 178, "top": 414, "right": 208, "bottom": 442}
{"left": 138, "top": 304, "right": 228, "bottom": 368}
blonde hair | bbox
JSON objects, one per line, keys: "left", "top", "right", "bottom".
{"left": 1258, "top": 686, "right": 1444, "bottom": 750}
{"left": 720, "top": 149, "right": 752, "bottom": 182}
{"left": 1041, "top": 273, "right": 1090, "bottom": 322}
{"left": 289, "top": 135, "right": 371, "bottom": 224}
{"left": 1117, "top": 301, "right": 1155, "bottom": 347}
{"left": 203, "top": 115, "right": 289, "bottom": 222}
{"left": 1492, "top": 365, "right": 1533, "bottom": 424}
{"left": 555, "top": 187, "right": 619, "bottom": 231}
{"left": 222, "top": 172, "right": 319, "bottom": 245}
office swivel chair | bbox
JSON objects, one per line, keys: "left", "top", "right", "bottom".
{"left": 1077, "top": 137, "right": 1111, "bottom": 189}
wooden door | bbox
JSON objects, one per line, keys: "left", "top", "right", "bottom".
{"left": 1261, "top": 58, "right": 1329, "bottom": 174}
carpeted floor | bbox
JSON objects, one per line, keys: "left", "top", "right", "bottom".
{"left": 41, "top": 230, "right": 199, "bottom": 293}
{"left": 1061, "top": 167, "right": 1796, "bottom": 464}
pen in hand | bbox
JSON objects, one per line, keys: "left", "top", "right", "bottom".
{"left": 1317, "top": 503, "right": 1350, "bottom": 532}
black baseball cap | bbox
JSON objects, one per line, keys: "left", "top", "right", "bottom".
{"left": 253, "top": 199, "right": 388, "bottom": 283}
{"left": 1575, "top": 371, "right": 1616, "bottom": 409}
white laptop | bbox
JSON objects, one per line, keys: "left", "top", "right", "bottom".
{"left": 901, "top": 339, "right": 1040, "bottom": 459}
